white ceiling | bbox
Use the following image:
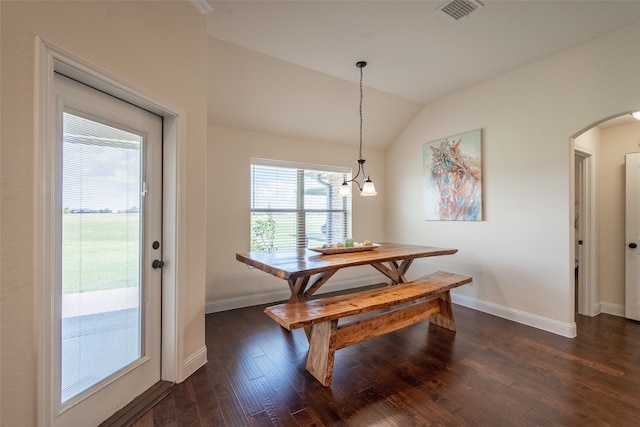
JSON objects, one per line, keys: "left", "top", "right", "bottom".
{"left": 204, "top": 1, "right": 640, "bottom": 149}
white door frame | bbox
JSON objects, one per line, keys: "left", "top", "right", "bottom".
{"left": 35, "top": 39, "right": 186, "bottom": 425}
{"left": 573, "top": 146, "right": 598, "bottom": 317}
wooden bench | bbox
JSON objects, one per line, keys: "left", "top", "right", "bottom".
{"left": 264, "top": 270, "right": 472, "bottom": 386}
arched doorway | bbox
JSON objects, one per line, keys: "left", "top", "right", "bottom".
{"left": 572, "top": 112, "right": 640, "bottom": 325}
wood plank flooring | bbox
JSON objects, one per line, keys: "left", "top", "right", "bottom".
{"left": 132, "top": 293, "right": 640, "bottom": 426}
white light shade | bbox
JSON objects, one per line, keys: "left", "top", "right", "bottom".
{"left": 632, "top": 111, "right": 640, "bottom": 120}
{"left": 339, "top": 182, "right": 352, "bottom": 197}
{"left": 361, "top": 180, "right": 377, "bottom": 196}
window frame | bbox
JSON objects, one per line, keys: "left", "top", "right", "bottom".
{"left": 250, "top": 158, "right": 352, "bottom": 250}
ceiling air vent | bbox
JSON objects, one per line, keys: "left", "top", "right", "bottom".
{"left": 436, "top": 0, "right": 483, "bottom": 21}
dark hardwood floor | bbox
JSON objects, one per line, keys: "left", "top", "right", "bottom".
{"left": 132, "top": 291, "right": 640, "bottom": 426}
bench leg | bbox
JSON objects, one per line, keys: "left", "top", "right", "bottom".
{"left": 428, "top": 291, "right": 457, "bottom": 332}
{"left": 305, "top": 319, "right": 338, "bottom": 386}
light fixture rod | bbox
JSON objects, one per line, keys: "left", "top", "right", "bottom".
{"left": 357, "top": 61, "right": 366, "bottom": 160}
{"left": 340, "top": 60, "right": 377, "bottom": 197}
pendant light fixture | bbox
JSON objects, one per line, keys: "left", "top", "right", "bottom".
{"left": 340, "top": 61, "right": 377, "bottom": 197}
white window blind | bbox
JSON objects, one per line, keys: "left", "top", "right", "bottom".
{"left": 60, "top": 111, "right": 142, "bottom": 403}
{"left": 250, "top": 159, "right": 352, "bottom": 250}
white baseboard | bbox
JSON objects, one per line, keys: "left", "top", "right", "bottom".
{"left": 181, "top": 345, "right": 207, "bottom": 382}
{"left": 206, "top": 289, "right": 290, "bottom": 314}
{"left": 599, "top": 301, "right": 625, "bottom": 317}
{"left": 451, "top": 293, "right": 577, "bottom": 338}
{"left": 205, "top": 277, "right": 380, "bottom": 314}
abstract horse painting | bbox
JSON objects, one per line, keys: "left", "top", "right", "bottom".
{"left": 423, "top": 129, "right": 482, "bottom": 221}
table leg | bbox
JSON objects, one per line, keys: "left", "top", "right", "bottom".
{"left": 396, "top": 258, "right": 414, "bottom": 279}
{"left": 288, "top": 274, "right": 332, "bottom": 341}
{"left": 304, "top": 271, "right": 337, "bottom": 298}
{"left": 370, "top": 258, "right": 414, "bottom": 284}
{"left": 287, "top": 277, "right": 310, "bottom": 303}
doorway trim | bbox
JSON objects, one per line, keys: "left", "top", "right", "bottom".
{"left": 573, "top": 145, "right": 598, "bottom": 317}
{"left": 35, "top": 38, "right": 185, "bottom": 425}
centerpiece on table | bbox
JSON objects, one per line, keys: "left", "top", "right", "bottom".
{"left": 310, "top": 239, "right": 380, "bottom": 255}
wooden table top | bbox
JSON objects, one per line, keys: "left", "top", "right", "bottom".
{"left": 235, "top": 242, "right": 458, "bottom": 280}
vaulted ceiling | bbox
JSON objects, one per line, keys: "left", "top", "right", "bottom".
{"left": 203, "top": 1, "right": 640, "bottom": 150}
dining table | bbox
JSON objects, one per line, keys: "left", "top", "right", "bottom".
{"left": 235, "top": 242, "right": 458, "bottom": 303}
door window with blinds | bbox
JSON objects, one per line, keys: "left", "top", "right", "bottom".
{"left": 250, "top": 159, "right": 351, "bottom": 250}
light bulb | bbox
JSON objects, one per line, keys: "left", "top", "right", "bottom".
{"left": 339, "top": 182, "right": 352, "bottom": 197}
{"left": 361, "top": 179, "right": 377, "bottom": 196}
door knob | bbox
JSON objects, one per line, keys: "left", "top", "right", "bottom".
{"left": 629, "top": 243, "right": 638, "bottom": 249}
{"left": 152, "top": 259, "right": 165, "bottom": 269}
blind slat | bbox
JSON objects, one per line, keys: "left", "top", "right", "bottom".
{"left": 250, "top": 161, "right": 351, "bottom": 250}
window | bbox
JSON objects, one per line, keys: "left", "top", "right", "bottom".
{"left": 251, "top": 159, "right": 351, "bottom": 250}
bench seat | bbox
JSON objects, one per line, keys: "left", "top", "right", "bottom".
{"left": 264, "top": 270, "right": 472, "bottom": 386}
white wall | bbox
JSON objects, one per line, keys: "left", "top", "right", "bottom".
{"left": 1, "top": 2, "right": 207, "bottom": 425}
{"left": 386, "top": 22, "right": 640, "bottom": 337}
{"left": 206, "top": 37, "right": 424, "bottom": 154}
{"left": 575, "top": 126, "right": 601, "bottom": 154}
{"left": 206, "top": 125, "right": 386, "bottom": 311}
{"left": 599, "top": 122, "right": 640, "bottom": 309}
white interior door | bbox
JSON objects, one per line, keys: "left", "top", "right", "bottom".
{"left": 575, "top": 153, "right": 584, "bottom": 314}
{"left": 574, "top": 148, "right": 596, "bottom": 317}
{"left": 51, "top": 73, "right": 163, "bottom": 426}
{"left": 625, "top": 152, "right": 640, "bottom": 320}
